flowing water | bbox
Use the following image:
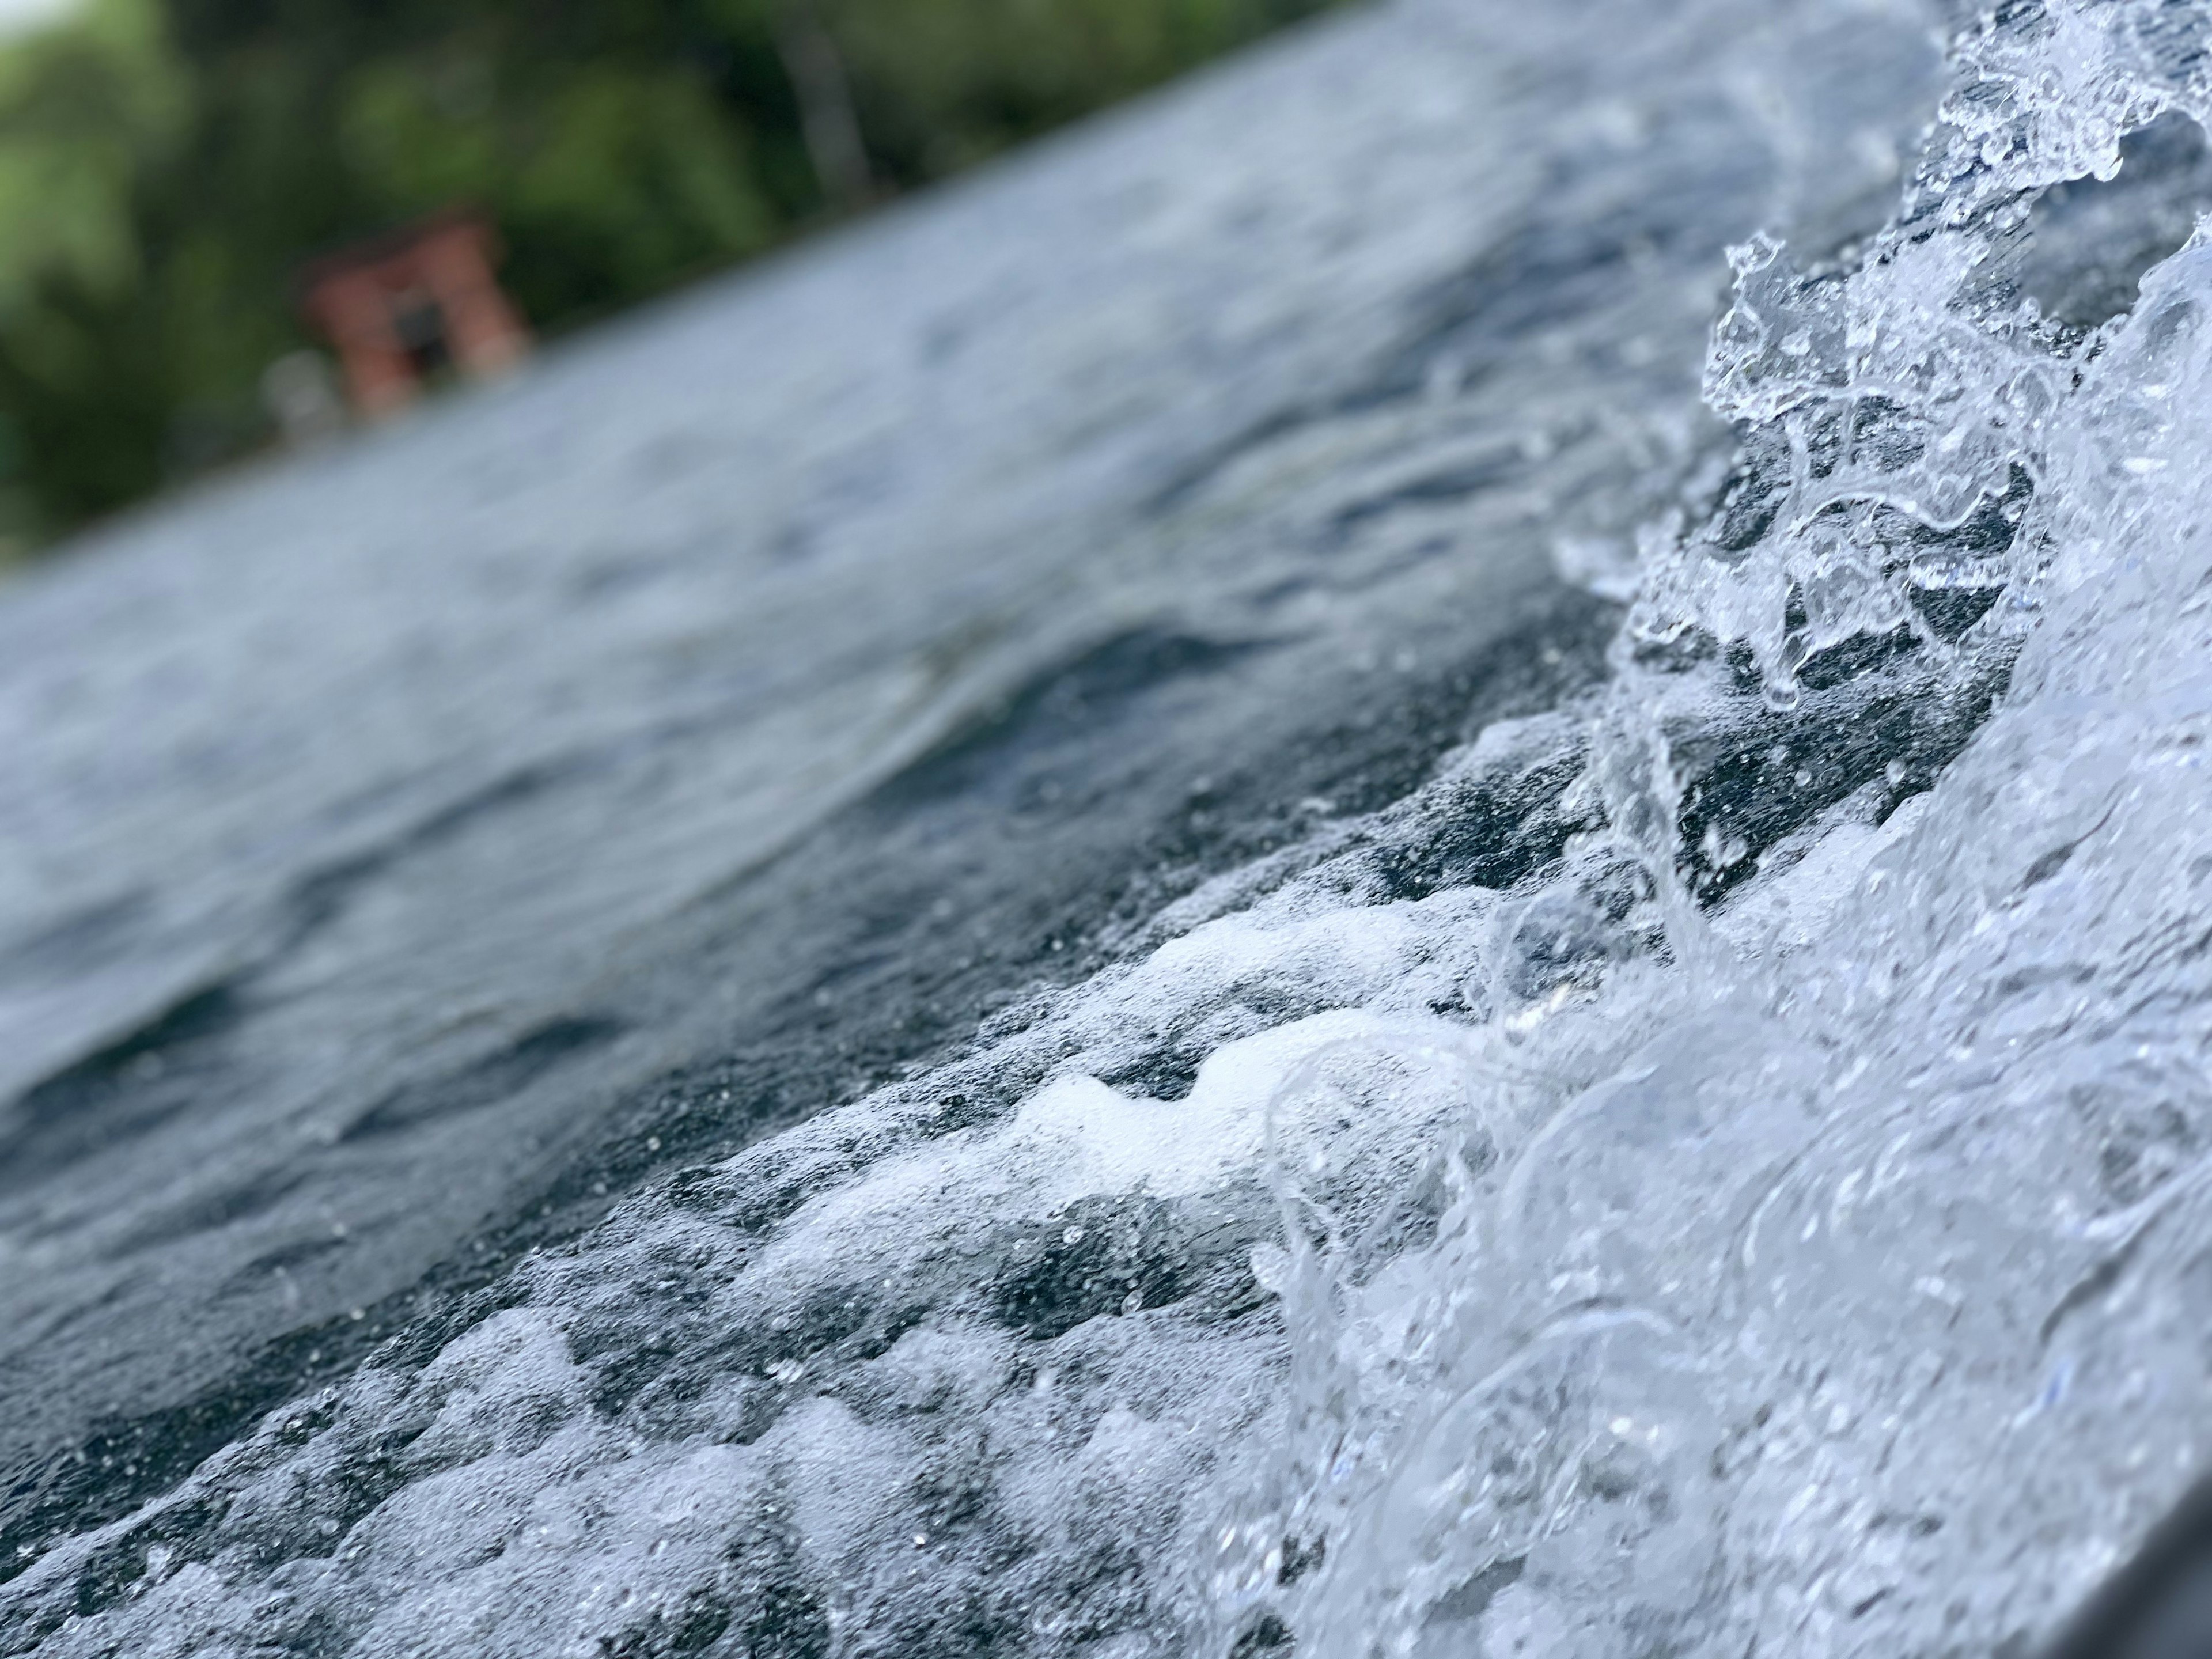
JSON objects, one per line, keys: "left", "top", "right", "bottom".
{"left": 9, "top": 0, "right": 2212, "bottom": 1654}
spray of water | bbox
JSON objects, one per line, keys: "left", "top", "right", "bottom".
{"left": 1209, "top": 6, "right": 2212, "bottom": 1656}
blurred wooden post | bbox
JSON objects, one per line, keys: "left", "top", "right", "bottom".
{"left": 299, "top": 213, "right": 532, "bottom": 419}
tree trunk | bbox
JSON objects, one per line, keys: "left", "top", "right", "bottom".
{"left": 774, "top": 7, "right": 876, "bottom": 214}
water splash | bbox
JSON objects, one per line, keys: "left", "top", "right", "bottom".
{"left": 1204, "top": 6, "right": 2212, "bottom": 1657}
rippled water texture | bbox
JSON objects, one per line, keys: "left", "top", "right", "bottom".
{"left": 13, "top": 0, "right": 2212, "bottom": 1653}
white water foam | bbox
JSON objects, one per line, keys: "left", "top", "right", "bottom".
{"left": 17, "top": 2, "right": 2212, "bottom": 1656}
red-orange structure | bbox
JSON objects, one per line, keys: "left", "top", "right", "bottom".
{"left": 298, "top": 213, "right": 532, "bottom": 419}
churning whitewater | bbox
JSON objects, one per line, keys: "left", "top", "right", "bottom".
{"left": 16, "top": 0, "right": 2212, "bottom": 1654}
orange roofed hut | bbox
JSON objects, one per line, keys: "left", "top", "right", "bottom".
{"left": 298, "top": 212, "right": 532, "bottom": 419}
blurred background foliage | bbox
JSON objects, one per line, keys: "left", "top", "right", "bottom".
{"left": 0, "top": 0, "right": 1346, "bottom": 559}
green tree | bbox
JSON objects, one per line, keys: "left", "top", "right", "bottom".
{"left": 338, "top": 48, "right": 778, "bottom": 325}
{"left": 0, "top": 0, "right": 189, "bottom": 552}
{"left": 829, "top": 0, "right": 1336, "bottom": 180}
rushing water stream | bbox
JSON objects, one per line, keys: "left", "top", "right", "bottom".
{"left": 9, "top": 0, "right": 2212, "bottom": 1653}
